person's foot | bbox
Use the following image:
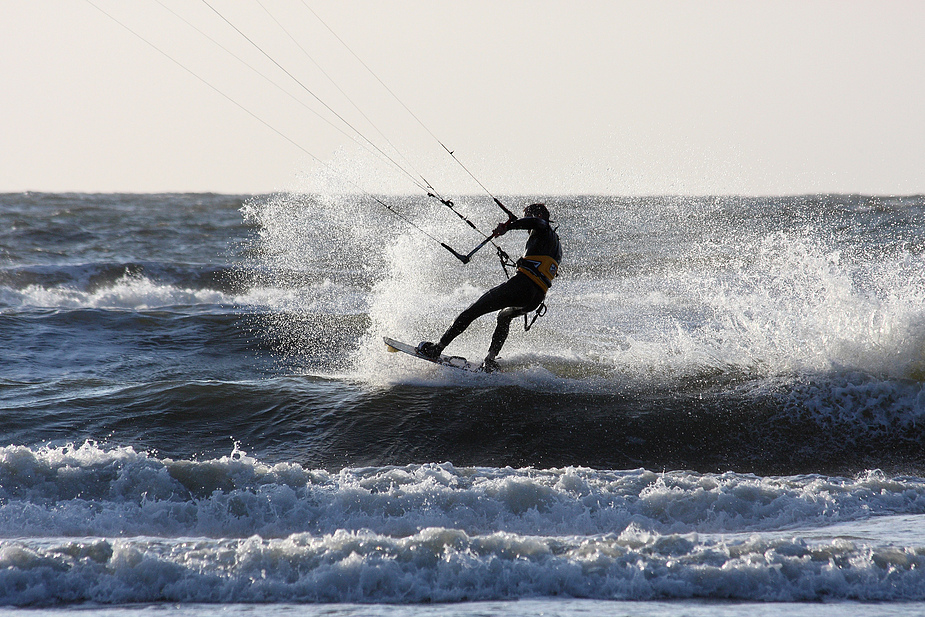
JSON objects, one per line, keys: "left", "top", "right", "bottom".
{"left": 481, "top": 357, "right": 501, "bottom": 373}
{"left": 416, "top": 341, "right": 443, "bottom": 359}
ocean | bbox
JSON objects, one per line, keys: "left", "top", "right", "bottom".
{"left": 1, "top": 191, "right": 924, "bottom": 615}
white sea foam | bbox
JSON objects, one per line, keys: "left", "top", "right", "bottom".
{"left": 0, "top": 272, "right": 367, "bottom": 316}
{"left": 2, "top": 443, "right": 925, "bottom": 540}
{"left": 1, "top": 276, "right": 229, "bottom": 310}
{"left": 2, "top": 512, "right": 925, "bottom": 604}
{"left": 4, "top": 440, "right": 925, "bottom": 605}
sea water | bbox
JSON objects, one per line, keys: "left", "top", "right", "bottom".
{"left": 1, "top": 192, "right": 925, "bottom": 614}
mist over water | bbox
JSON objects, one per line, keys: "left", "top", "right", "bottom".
{"left": 242, "top": 192, "right": 925, "bottom": 382}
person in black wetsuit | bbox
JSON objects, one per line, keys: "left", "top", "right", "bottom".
{"left": 417, "top": 202, "right": 562, "bottom": 372}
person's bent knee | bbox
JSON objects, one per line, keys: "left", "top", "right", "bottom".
{"left": 496, "top": 307, "right": 520, "bottom": 324}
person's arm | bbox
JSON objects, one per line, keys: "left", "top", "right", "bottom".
{"left": 493, "top": 217, "right": 546, "bottom": 237}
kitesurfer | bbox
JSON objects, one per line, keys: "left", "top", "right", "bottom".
{"left": 417, "top": 203, "right": 562, "bottom": 372}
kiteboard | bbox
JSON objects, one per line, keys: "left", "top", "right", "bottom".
{"left": 383, "top": 337, "right": 483, "bottom": 372}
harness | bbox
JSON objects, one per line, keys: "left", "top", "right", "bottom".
{"left": 495, "top": 247, "right": 557, "bottom": 331}
{"left": 516, "top": 254, "right": 559, "bottom": 293}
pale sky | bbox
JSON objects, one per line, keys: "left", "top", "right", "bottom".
{"left": 1, "top": 0, "right": 923, "bottom": 196}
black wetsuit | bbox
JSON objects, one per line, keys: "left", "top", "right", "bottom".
{"left": 437, "top": 216, "right": 562, "bottom": 359}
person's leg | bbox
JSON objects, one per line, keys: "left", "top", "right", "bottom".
{"left": 437, "top": 282, "right": 516, "bottom": 348}
{"left": 484, "top": 276, "right": 545, "bottom": 364}
{"left": 485, "top": 305, "right": 529, "bottom": 361}
{"left": 420, "top": 274, "right": 544, "bottom": 360}
{"left": 484, "top": 277, "right": 546, "bottom": 369}
{"left": 419, "top": 277, "right": 526, "bottom": 357}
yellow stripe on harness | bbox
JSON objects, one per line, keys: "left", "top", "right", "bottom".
{"left": 517, "top": 255, "right": 559, "bottom": 292}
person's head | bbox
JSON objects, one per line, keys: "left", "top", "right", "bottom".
{"left": 524, "top": 203, "right": 550, "bottom": 221}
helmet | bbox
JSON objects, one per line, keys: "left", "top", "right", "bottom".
{"left": 524, "top": 203, "right": 550, "bottom": 220}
